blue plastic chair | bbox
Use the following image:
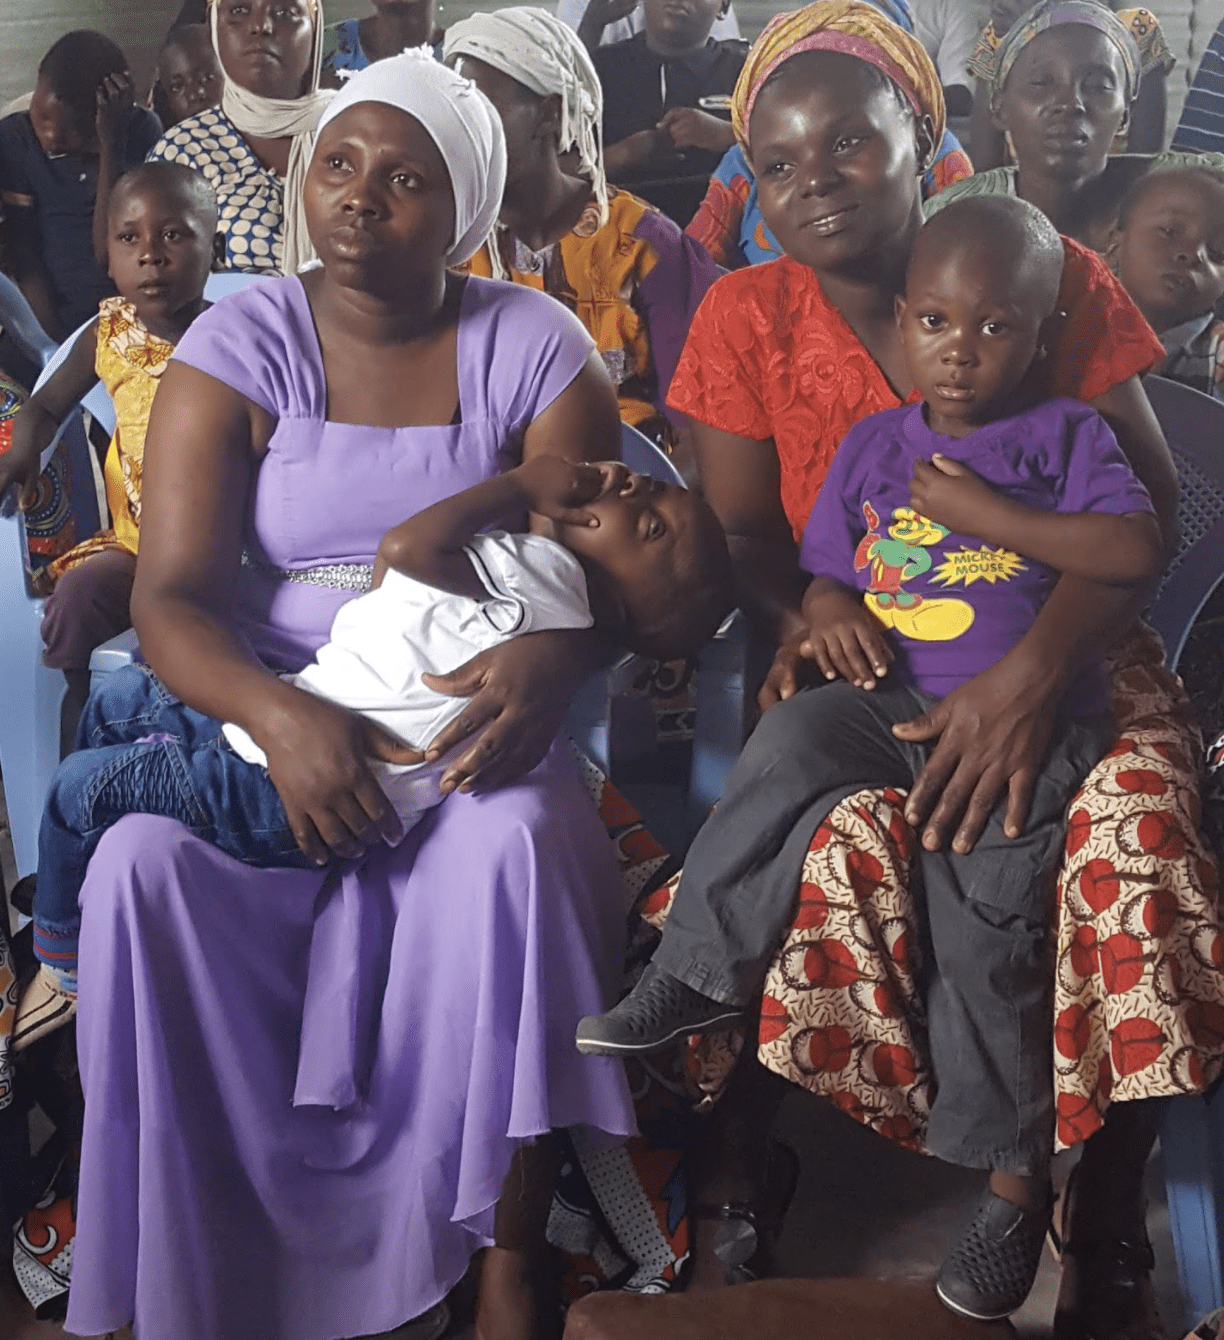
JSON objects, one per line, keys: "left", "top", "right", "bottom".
{"left": 0, "top": 271, "right": 57, "bottom": 371}
{"left": 687, "top": 375, "right": 1224, "bottom": 1329}
{"left": 1141, "top": 375, "right": 1224, "bottom": 1331}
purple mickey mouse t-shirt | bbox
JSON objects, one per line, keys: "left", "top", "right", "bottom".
{"left": 798, "top": 397, "right": 1154, "bottom": 716}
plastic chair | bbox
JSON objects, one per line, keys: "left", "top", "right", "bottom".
{"left": 1142, "top": 375, "right": 1224, "bottom": 1331}
{"left": 0, "top": 273, "right": 269, "bottom": 880}
{"left": 0, "top": 270, "right": 57, "bottom": 371}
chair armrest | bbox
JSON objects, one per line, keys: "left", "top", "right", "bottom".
{"left": 89, "top": 626, "right": 140, "bottom": 679}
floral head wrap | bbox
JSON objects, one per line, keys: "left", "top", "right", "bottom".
{"left": 444, "top": 8, "right": 608, "bottom": 228}
{"left": 990, "top": 1, "right": 1141, "bottom": 102}
{"left": 731, "top": 0, "right": 945, "bottom": 155}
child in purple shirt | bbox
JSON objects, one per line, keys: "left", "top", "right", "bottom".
{"left": 577, "top": 196, "right": 1164, "bottom": 1322}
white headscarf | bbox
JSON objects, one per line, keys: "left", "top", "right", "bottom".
{"left": 315, "top": 48, "right": 508, "bottom": 266}
{"left": 443, "top": 8, "right": 608, "bottom": 229}
{"left": 209, "top": 0, "right": 333, "bottom": 274}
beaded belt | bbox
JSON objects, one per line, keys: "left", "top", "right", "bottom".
{"left": 240, "top": 552, "right": 374, "bottom": 592}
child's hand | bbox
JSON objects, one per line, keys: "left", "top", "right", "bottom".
{"left": 657, "top": 107, "right": 735, "bottom": 153}
{"left": 0, "top": 437, "right": 41, "bottom": 516}
{"left": 515, "top": 456, "right": 632, "bottom": 527}
{"left": 96, "top": 72, "right": 135, "bottom": 150}
{"left": 909, "top": 455, "right": 1000, "bottom": 536}
{"left": 800, "top": 579, "right": 894, "bottom": 690}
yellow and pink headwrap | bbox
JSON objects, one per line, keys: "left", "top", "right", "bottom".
{"left": 731, "top": 0, "right": 945, "bottom": 155}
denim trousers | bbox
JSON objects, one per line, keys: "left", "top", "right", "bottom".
{"left": 34, "top": 664, "right": 312, "bottom": 987}
{"left": 653, "top": 679, "right": 1115, "bottom": 1174}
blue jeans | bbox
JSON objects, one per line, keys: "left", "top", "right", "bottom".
{"left": 34, "top": 664, "right": 312, "bottom": 988}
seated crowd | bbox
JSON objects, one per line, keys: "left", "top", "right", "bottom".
{"left": 0, "top": 2, "right": 1223, "bottom": 1339}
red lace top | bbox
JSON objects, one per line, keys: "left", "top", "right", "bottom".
{"left": 667, "top": 238, "right": 1165, "bottom": 540}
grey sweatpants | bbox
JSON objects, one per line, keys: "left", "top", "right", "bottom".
{"left": 655, "top": 680, "right": 1114, "bottom": 1173}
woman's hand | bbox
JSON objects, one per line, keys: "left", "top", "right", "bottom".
{"left": 257, "top": 689, "right": 423, "bottom": 865}
{"left": 421, "top": 630, "right": 602, "bottom": 793}
{"left": 799, "top": 578, "right": 894, "bottom": 690}
{"left": 516, "top": 455, "right": 631, "bottom": 527}
{"left": 891, "top": 644, "right": 1062, "bottom": 854}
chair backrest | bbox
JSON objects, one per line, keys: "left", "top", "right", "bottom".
{"left": 1144, "top": 375, "right": 1224, "bottom": 673}
{"left": 619, "top": 421, "right": 685, "bottom": 486}
{"left": 0, "top": 270, "right": 57, "bottom": 370}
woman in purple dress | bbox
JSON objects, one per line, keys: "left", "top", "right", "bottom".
{"left": 64, "top": 51, "right": 635, "bottom": 1340}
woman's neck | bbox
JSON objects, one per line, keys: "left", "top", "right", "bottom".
{"left": 360, "top": 7, "right": 434, "bottom": 59}
{"left": 307, "top": 265, "right": 453, "bottom": 347}
{"left": 1013, "top": 163, "right": 1099, "bottom": 234}
{"left": 810, "top": 226, "right": 916, "bottom": 395}
{"left": 500, "top": 162, "right": 593, "bottom": 255}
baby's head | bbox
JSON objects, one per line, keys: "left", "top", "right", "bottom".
{"left": 107, "top": 163, "right": 218, "bottom": 327}
{"left": 557, "top": 471, "right": 734, "bottom": 661}
{"left": 1106, "top": 166, "right": 1224, "bottom": 336}
{"left": 897, "top": 196, "right": 1064, "bottom": 438}
{"left": 30, "top": 30, "right": 129, "bottom": 158}
{"left": 154, "top": 25, "right": 223, "bottom": 127}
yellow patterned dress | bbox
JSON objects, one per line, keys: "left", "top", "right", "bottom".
{"left": 46, "top": 297, "right": 174, "bottom": 582}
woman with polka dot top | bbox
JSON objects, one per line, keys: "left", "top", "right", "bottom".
{"left": 147, "top": 0, "right": 332, "bottom": 274}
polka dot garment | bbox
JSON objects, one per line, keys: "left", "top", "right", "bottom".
{"left": 146, "top": 106, "right": 285, "bottom": 273}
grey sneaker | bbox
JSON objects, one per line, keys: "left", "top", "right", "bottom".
{"left": 937, "top": 1186, "right": 1052, "bottom": 1321}
{"left": 575, "top": 963, "right": 746, "bottom": 1056}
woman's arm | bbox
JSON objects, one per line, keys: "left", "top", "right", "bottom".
{"left": 419, "top": 355, "right": 624, "bottom": 792}
{"left": 1091, "top": 374, "right": 1178, "bottom": 549}
{"left": 691, "top": 420, "right": 808, "bottom": 642}
{"left": 133, "top": 362, "right": 416, "bottom": 863}
{"left": 0, "top": 319, "right": 99, "bottom": 508}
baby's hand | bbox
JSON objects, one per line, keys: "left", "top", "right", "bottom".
{"left": 800, "top": 579, "right": 894, "bottom": 690}
{"left": 515, "top": 455, "right": 631, "bottom": 527}
{"left": 909, "top": 455, "right": 999, "bottom": 536}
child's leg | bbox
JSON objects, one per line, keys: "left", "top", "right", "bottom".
{"left": 653, "top": 679, "right": 932, "bottom": 1005}
{"left": 40, "top": 549, "right": 137, "bottom": 756}
{"left": 74, "top": 661, "right": 218, "bottom": 754}
{"left": 924, "top": 714, "right": 1115, "bottom": 1321}
{"left": 920, "top": 714, "right": 1114, "bottom": 1177}
{"left": 33, "top": 733, "right": 311, "bottom": 989}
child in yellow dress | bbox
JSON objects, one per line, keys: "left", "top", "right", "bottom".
{"left": 0, "top": 161, "right": 217, "bottom": 752}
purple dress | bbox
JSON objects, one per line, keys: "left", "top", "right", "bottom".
{"left": 64, "top": 275, "right": 637, "bottom": 1340}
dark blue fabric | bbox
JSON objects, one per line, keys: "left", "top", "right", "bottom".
{"left": 1173, "top": 20, "right": 1224, "bottom": 155}
{"left": 0, "top": 108, "right": 162, "bottom": 333}
{"left": 34, "top": 665, "right": 312, "bottom": 972}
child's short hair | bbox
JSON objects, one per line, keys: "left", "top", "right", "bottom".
{"left": 910, "top": 195, "right": 1064, "bottom": 317}
{"left": 622, "top": 495, "right": 734, "bottom": 662}
{"left": 38, "top": 31, "right": 129, "bottom": 124}
{"left": 109, "top": 160, "right": 219, "bottom": 234}
{"left": 1116, "top": 164, "right": 1224, "bottom": 232}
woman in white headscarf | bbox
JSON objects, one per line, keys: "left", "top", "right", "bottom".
{"left": 147, "top": 0, "right": 332, "bottom": 273}
{"left": 446, "top": 6, "right": 722, "bottom": 454}
{"left": 65, "top": 48, "right": 635, "bottom": 1340}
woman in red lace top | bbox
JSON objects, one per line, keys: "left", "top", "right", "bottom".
{"left": 662, "top": 2, "right": 1224, "bottom": 1333}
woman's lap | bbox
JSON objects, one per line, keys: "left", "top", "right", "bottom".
{"left": 648, "top": 625, "right": 1224, "bottom": 1149}
{"left": 67, "top": 741, "right": 636, "bottom": 1340}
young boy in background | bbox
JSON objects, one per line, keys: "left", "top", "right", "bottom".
{"left": 1107, "top": 165, "right": 1224, "bottom": 402}
{"left": 0, "top": 31, "right": 162, "bottom": 344}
